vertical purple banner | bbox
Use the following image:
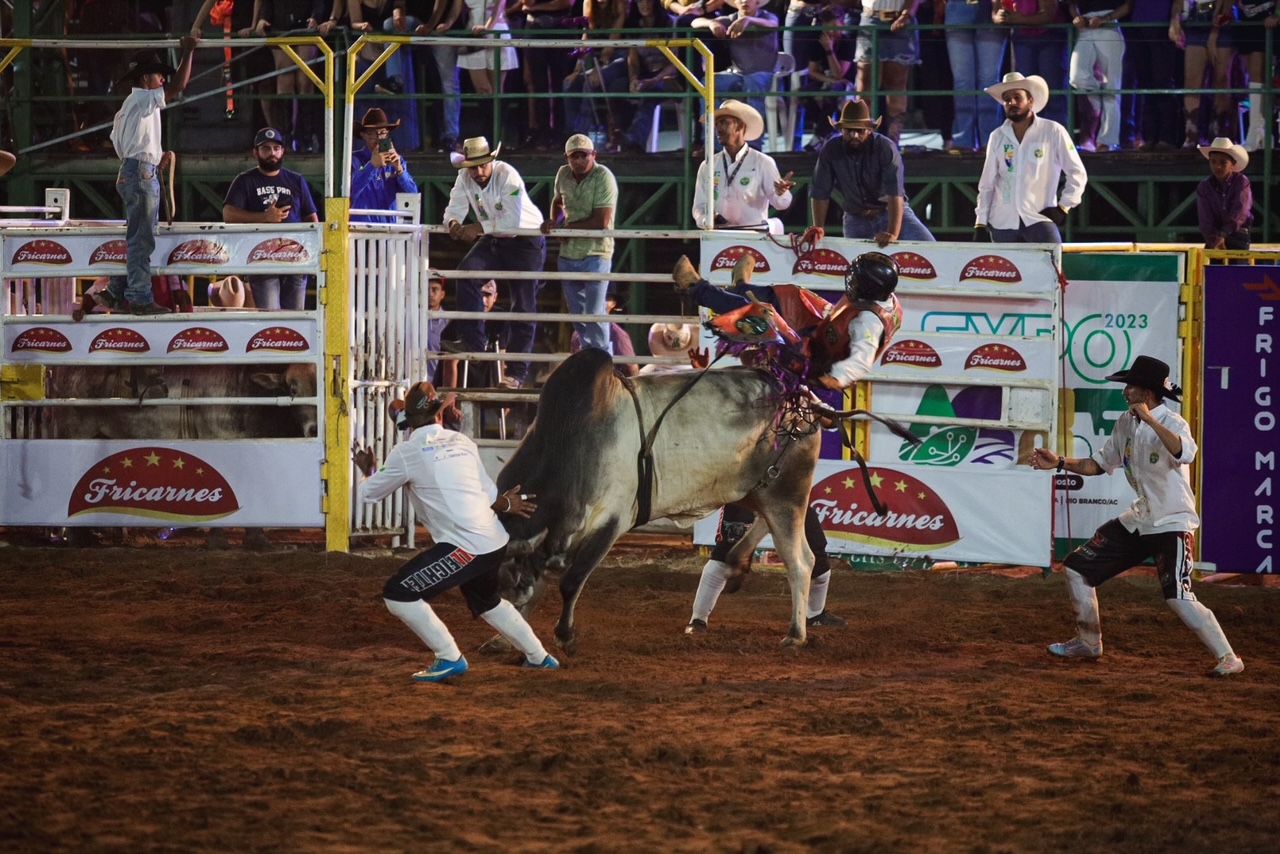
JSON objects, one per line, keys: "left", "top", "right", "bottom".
{"left": 1200, "top": 266, "right": 1280, "bottom": 573}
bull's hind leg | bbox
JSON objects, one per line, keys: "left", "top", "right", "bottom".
{"left": 755, "top": 501, "right": 814, "bottom": 648}
{"left": 555, "top": 521, "right": 622, "bottom": 655}
{"left": 722, "top": 517, "right": 769, "bottom": 594}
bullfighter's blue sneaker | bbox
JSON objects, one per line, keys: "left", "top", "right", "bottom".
{"left": 522, "top": 654, "right": 559, "bottom": 669}
{"left": 412, "top": 656, "right": 469, "bottom": 682}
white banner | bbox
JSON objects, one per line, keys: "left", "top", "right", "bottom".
{"left": 1, "top": 223, "right": 322, "bottom": 277}
{"left": 5, "top": 316, "right": 319, "bottom": 362}
{"left": 692, "top": 459, "right": 1051, "bottom": 566}
{"left": 0, "top": 439, "right": 324, "bottom": 527}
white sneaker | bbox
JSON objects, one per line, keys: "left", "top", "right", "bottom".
{"left": 1211, "top": 652, "right": 1244, "bottom": 676}
{"left": 1047, "top": 637, "right": 1103, "bottom": 658}
{"left": 1243, "top": 128, "right": 1264, "bottom": 152}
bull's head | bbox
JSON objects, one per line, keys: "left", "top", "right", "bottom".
{"left": 496, "top": 530, "right": 549, "bottom": 608}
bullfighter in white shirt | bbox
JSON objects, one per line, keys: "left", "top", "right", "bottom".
{"left": 1030, "top": 355, "right": 1244, "bottom": 677}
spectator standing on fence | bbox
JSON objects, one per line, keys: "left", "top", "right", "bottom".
{"left": 351, "top": 107, "right": 419, "bottom": 223}
{"left": 519, "top": 0, "right": 577, "bottom": 150}
{"left": 354, "top": 381, "right": 559, "bottom": 683}
{"left": 692, "top": 101, "right": 795, "bottom": 232}
{"left": 1169, "top": 0, "right": 1235, "bottom": 147}
{"left": 1030, "top": 355, "right": 1244, "bottom": 678}
{"left": 1118, "top": 0, "right": 1184, "bottom": 150}
{"left": 973, "top": 73, "right": 1088, "bottom": 243}
{"left": 944, "top": 0, "right": 1008, "bottom": 153}
{"left": 1195, "top": 137, "right": 1252, "bottom": 250}
{"left": 242, "top": 0, "right": 327, "bottom": 153}
{"left": 412, "top": 0, "right": 467, "bottom": 154}
{"left": 455, "top": 0, "right": 519, "bottom": 140}
{"left": 802, "top": 99, "right": 935, "bottom": 248}
{"left": 541, "top": 134, "right": 618, "bottom": 356}
{"left": 993, "top": 0, "right": 1070, "bottom": 127}
{"left": 1067, "top": 0, "right": 1132, "bottom": 151}
{"left": 854, "top": 0, "right": 923, "bottom": 144}
{"left": 96, "top": 39, "right": 199, "bottom": 317}
{"left": 444, "top": 137, "right": 547, "bottom": 390}
{"left": 223, "top": 128, "right": 320, "bottom": 310}
{"left": 691, "top": 0, "right": 779, "bottom": 147}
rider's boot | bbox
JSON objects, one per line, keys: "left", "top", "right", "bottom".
{"left": 672, "top": 256, "right": 700, "bottom": 291}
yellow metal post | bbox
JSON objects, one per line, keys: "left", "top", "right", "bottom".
{"left": 323, "top": 196, "right": 352, "bottom": 552}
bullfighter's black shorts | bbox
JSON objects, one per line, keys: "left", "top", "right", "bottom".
{"left": 1063, "top": 519, "right": 1196, "bottom": 601}
{"left": 710, "top": 503, "right": 831, "bottom": 577}
{"left": 383, "top": 541, "right": 508, "bottom": 616}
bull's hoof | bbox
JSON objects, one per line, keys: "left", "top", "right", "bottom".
{"left": 779, "top": 635, "right": 808, "bottom": 651}
{"left": 554, "top": 633, "right": 578, "bottom": 656}
{"left": 478, "top": 635, "right": 514, "bottom": 655}
{"left": 723, "top": 571, "right": 750, "bottom": 595}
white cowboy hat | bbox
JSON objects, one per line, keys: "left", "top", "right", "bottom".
{"left": 712, "top": 100, "right": 764, "bottom": 142}
{"left": 207, "top": 276, "right": 247, "bottom": 308}
{"left": 1198, "top": 137, "right": 1249, "bottom": 171}
{"left": 647, "top": 322, "right": 697, "bottom": 358}
{"left": 451, "top": 136, "right": 502, "bottom": 169}
{"left": 985, "top": 73, "right": 1050, "bottom": 114}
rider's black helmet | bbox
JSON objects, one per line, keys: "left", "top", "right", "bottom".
{"left": 845, "top": 252, "right": 900, "bottom": 302}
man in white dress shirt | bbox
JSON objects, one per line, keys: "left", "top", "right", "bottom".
{"left": 692, "top": 100, "right": 795, "bottom": 232}
{"left": 444, "top": 137, "right": 546, "bottom": 389}
{"left": 1029, "top": 355, "right": 1244, "bottom": 677}
{"left": 974, "top": 73, "right": 1088, "bottom": 244}
{"left": 354, "top": 381, "right": 560, "bottom": 682}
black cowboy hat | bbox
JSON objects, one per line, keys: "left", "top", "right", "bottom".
{"left": 113, "top": 50, "right": 178, "bottom": 90}
{"left": 400, "top": 381, "right": 447, "bottom": 428}
{"left": 1105, "top": 355, "right": 1182, "bottom": 402}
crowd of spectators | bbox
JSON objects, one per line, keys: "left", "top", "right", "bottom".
{"left": 34, "top": 0, "right": 1275, "bottom": 161}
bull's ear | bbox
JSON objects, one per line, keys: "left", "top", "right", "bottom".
{"left": 249, "top": 371, "right": 284, "bottom": 392}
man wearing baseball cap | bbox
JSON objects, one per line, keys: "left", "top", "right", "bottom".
{"left": 1030, "top": 355, "right": 1244, "bottom": 677}
{"left": 222, "top": 128, "right": 319, "bottom": 309}
{"left": 974, "top": 73, "right": 1088, "bottom": 244}
{"left": 541, "top": 134, "right": 618, "bottom": 356}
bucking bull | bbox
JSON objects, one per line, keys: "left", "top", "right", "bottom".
{"left": 497, "top": 347, "right": 833, "bottom": 653}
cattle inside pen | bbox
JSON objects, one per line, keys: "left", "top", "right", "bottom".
{"left": 41, "top": 363, "right": 318, "bottom": 440}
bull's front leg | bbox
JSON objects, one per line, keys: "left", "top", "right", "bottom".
{"left": 554, "top": 520, "right": 622, "bottom": 655}
{"left": 756, "top": 505, "right": 813, "bottom": 648}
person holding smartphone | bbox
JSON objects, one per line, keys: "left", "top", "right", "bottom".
{"left": 351, "top": 107, "right": 419, "bottom": 224}
{"left": 223, "top": 127, "right": 320, "bottom": 310}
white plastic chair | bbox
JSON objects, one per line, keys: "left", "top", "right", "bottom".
{"left": 766, "top": 52, "right": 796, "bottom": 153}
{"left": 645, "top": 99, "right": 691, "bottom": 153}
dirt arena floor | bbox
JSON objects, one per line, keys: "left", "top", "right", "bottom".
{"left": 2, "top": 532, "right": 1278, "bottom": 853}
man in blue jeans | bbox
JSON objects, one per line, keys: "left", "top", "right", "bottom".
{"left": 97, "top": 38, "right": 199, "bottom": 317}
{"left": 443, "top": 137, "right": 547, "bottom": 389}
{"left": 802, "top": 99, "right": 935, "bottom": 249}
{"left": 541, "top": 134, "right": 617, "bottom": 355}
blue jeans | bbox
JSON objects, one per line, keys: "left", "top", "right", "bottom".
{"left": 945, "top": 3, "right": 1008, "bottom": 149}
{"left": 249, "top": 275, "right": 307, "bottom": 310}
{"left": 842, "top": 206, "right": 935, "bottom": 242}
{"left": 714, "top": 71, "right": 774, "bottom": 146}
{"left": 455, "top": 235, "right": 546, "bottom": 385}
{"left": 991, "top": 221, "right": 1061, "bottom": 244}
{"left": 427, "top": 40, "right": 461, "bottom": 144}
{"left": 108, "top": 158, "right": 160, "bottom": 306}
{"left": 1012, "top": 33, "right": 1068, "bottom": 126}
{"left": 559, "top": 254, "right": 612, "bottom": 353}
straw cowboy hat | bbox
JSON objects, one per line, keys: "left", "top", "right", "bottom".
{"left": 712, "top": 100, "right": 765, "bottom": 142}
{"left": 452, "top": 136, "right": 502, "bottom": 169}
{"left": 830, "top": 99, "right": 882, "bottom": 131}
{"left": 207, "top": 276, "right": 249, "bottom": 309}
{"left": 113, "top": 50, "right": 178, "bottom": 90}
{"left": 1199, "top": 137, "right": 1249, "bottom": 171}
{"left": 647, "top": 323, "right": 697, "bottom": 358}
{"left": 985, "top": 73, "right": 1050, "bottom": 113}
{"left": 1105, "top": 355, "right": 1182, "bottom": 402}
{"left": 354, "top": 107, "right": 401, "bottom": 132}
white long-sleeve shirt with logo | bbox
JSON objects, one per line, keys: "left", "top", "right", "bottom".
{"left": 358, "top": 424, "right": 509, "bottom": 555}
{"left": 443, "top": 161, "right": 545, "bottom": 234}
{"left": 693, "top": 146, "right": 793, "bottom": 229}
{"left": 1092, "top": 403, "right": 1200, "bottom": 534}
{"left": 975, "top": 115, "right": 1088, "bottom": 229}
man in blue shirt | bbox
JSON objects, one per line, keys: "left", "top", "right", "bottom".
{"left": 223, "top": 127, "right": 319, "bottom": 309}
{"left": 350, "top": 108, "right": 419, "bottom": 223}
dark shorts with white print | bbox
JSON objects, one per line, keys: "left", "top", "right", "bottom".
{"left": 1063, "top": 519, "right": 1197, "bottom": 600}
{"left": 383, "top": 541, "right": 508, "bottom": 616}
